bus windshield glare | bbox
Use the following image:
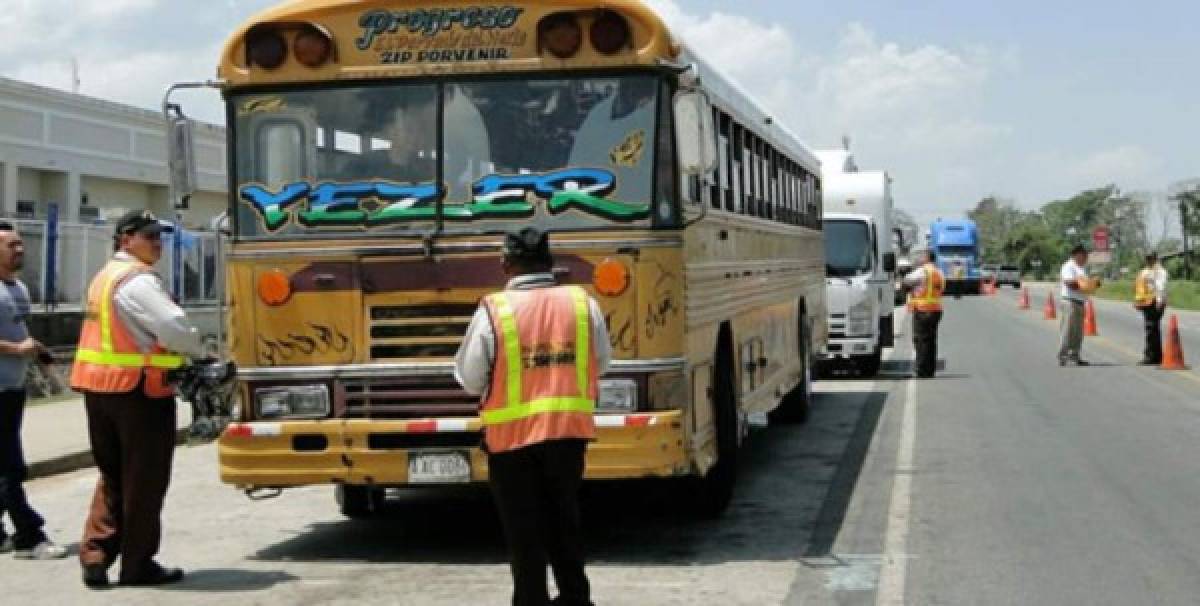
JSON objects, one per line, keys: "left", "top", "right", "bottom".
{"left": 232, "top": 75, "right": 662, "bottom": 238}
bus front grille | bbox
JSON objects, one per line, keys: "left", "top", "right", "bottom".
{"left": 342, "top": 378, "right": 479, "bottom": 419}
{"left": 368, "top": 304, "right": 477, "bottom": 360}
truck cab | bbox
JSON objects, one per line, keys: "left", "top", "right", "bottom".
{"left": 815, "top": 150, "right": 896, "bottom": 377}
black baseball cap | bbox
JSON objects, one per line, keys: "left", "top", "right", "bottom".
{"left": 502, "top": 227, "right": 552, "bottom": 265}
{"left": 114, "top": 209, "right": 174, "bottom": 237}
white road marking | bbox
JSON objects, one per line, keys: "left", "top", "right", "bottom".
{"left": 876, "top": 373, "right": 917, "bottom": 606}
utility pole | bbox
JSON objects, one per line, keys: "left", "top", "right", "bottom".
{"left": 1182, "top": 193, "right": 1193, "bottom": 279}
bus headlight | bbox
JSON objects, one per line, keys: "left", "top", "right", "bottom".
{"left": 597, "top": 379, "right": 637, "bottom": 412}
{"left": 255, "top": 385, "right": 330, "bottom": 420}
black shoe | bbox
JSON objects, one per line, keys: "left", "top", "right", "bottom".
{"left": 1074, "top": 359, "right": 1091, "bottom": 366}
{"left": 82, "top": 564, "right": 110, "bottom": 590}
{"left": 119, "top": 563, "right": 184, "bottom": 586}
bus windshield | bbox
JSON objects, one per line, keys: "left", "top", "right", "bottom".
{"left": 232, "top": 75, "right": 662, "bottom": 238}
{"left": 824, "top": 219, "right": 873, "bottom": 277}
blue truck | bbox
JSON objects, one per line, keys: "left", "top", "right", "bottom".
{"left": 929, "top": 219, "right": 982, "bottom": 295}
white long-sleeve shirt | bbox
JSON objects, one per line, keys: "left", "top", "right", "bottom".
{"left": 110, "top": 252, "right": 209, "bottom": 359}
{"left": 454, "top": 273, "right": 611, "bottom": 397}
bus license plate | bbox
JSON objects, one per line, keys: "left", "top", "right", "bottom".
{"left": 408, "top": 452, "right": 471, "bottom": 484}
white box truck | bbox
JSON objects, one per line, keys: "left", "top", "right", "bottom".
{"left": 814, "top": 149, "right": 896, "bottom": 377}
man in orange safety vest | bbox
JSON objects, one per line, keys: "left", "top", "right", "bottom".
{"left": 455, "top": 227, "right": 610, "bottom": 606}
{"left": 70, "top": 210, "right": 209, "bottom": 589}
{"left": 903, "top": 249, "right": 946, "bottom": 378}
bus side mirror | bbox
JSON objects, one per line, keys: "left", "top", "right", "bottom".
{"left": 674, "top": 90, "right": 717, "bottom": 185}
{"left": 883, "top": 252, "right": 897, "bottom": 273}
{"left": 165, "top": 104, "right": 198, "bottom": 209}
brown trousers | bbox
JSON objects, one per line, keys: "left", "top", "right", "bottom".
{"left": 79, "top": 385, "right": 176, "bottom": 580}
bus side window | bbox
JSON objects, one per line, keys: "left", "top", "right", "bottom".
{"left": 739, "top": 131, "right": 748, "bottom": 216}
{"left": 731, "top": 123, "right": 743, "bottom": 214}
{"left": 720, "top": 113, "right": 733, "bottom": 212}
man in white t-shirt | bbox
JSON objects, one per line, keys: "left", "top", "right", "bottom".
{"left": 1058, "top": 244, "right": 1097, "bottom": 366}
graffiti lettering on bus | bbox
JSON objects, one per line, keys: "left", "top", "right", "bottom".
{"left": 239, "top": 168, "right": 650, "bottom": 232}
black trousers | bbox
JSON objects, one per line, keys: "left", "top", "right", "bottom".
{"left": 488, "top": 439, "right": 592, "bottom": 606}
{"left": 913, "top": 311, "right": 943, "bottom": 378}
{"left": 0, "top": 389, "right": 47, "bottom": 549}
{"left": 1141, "top": 305, "right": 1165, "bottom": 363}
{"left": 80, "top": 387, "right": 176, "bottom": 581}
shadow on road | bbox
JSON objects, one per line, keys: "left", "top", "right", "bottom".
{"left": 161, "top": 569, "right": 299, "bottom": 592}
{"left": 249, "top": 388, "right": 892, "bottom": 569}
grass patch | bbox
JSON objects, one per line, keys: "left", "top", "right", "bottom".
{"left": 1093, "top": 279, "right": 1200, "bottom": 311}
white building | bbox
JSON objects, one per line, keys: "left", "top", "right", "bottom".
{"left": 0, "top": 76, "right": 226, "bottom": 227}
{"left": 1, "top": 76, "right": 228, "bottom": 347}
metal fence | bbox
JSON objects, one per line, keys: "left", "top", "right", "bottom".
{"left": 13, "top": 218, "right": 221, "bottom": 310}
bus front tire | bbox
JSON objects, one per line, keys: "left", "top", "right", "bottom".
{"left": 693, "top": 337, "right": 739, "bottom": 518}
{"left": 337, "top": 484, "right": 381, "bottom": 519}
{"left": 770, "top": 319, "right": 812, "bottom": 425}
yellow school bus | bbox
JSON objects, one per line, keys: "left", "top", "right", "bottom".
{"left": 186, "top": 0, "right": 826, "bottom": 517}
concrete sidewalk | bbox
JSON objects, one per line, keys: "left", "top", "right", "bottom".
{"left": 21, "top": 393, "right": 191, "bottom": 480}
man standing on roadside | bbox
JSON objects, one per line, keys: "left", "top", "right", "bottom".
{"left": 71, "top": 210, "right": 209, "bottom": 589}
{"left": 455, "top": 228, "right": 609, "bottom": 606}
{"left": 903, "top": 249, "right": 946, "bottom": 378}
{"left": 0, "top": 222, "right": 68, "bottom": 560}
{"left": 1134, "top": 252, "right": 1169, "bottom": 365}
{"left": 1058, "top": 244, "right": 1098, "bottom": 366}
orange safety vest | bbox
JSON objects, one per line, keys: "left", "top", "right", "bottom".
{"left": 908, "top": 263, "right": 945, "bottom": 313}
{"left": 1133, "top": 268, "right": 1156, "bottom": 308}
{"left": 70, "top": 259, "right": 185, "bottom": 398}
{"left": 480, "top": 285, "right": 597, "bottom": 454}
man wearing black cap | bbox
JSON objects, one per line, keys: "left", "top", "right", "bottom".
{"left": 455, "top": 227, "right": 610, "bottom": 606}
{"left": 70, "top": 210, "right": 209, "bottom": 588}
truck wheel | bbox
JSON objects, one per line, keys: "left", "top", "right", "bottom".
{"left": 856, "top": 348, "right": 882, "bottom": 378}
{"left": 770, "top": 319, "right": 812, "bottom": 425}
{"left": 337, "top": 484, "right": 381, "bottom": 519}
{"left": 692, "top": 337, "right": 739, "bottom": 518}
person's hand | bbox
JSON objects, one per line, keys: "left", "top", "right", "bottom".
{"left": 15, "top": 338, "right": 39, "bottom": 357}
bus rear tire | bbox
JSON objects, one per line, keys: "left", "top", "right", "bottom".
{"left": 337, "top": 484, "right": 381, "bottom": 519}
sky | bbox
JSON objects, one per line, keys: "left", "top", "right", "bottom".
{"left": 1, "top": 0, "right": 1196, "bottom": 235}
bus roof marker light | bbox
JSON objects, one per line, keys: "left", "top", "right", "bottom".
{"left": 294, "top": 26, "right": 333, "bottom": 68}
{"left": 590, "top": 10, "right": 631, "bottom": 55}
{"left": 593, "top": 259, "right": 630, "bottom": 297}
{"left": 247, "top": 29, "right": 288, "bottom": 70}
{"left": 538, "top": 13, "right": 583, "bottom": 59}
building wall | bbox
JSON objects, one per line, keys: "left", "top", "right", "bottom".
{"left": 0, "top": 76, "right": 226, "bottom": 225}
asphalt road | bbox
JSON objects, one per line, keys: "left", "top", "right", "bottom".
{"left": 6, "top": 295, "right": 1200, "bottom": 605}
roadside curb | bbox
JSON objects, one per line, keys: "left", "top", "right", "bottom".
{"left": 27, "top": 427, "right": 191, "bottom": 481}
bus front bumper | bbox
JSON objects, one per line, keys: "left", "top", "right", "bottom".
{"left": 217, "top": 410, "right": 690, "bottom": 489}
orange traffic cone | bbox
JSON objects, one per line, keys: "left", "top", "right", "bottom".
{"left": 1160, "top": 315, "right": 1189, "bottom": 370}
{"left": 1084, "top": 300, "right": 1098, "bottom": 336}
{"left": 1018, "top": 288, "right": 1031, "bottom": 310}
{"left": 1043, "top": 293, "right": 1057, "bottom": 320}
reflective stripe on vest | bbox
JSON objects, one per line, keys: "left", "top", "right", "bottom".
{"left": 910, "top": 264, "right": 945, "bottom": 312}
{"left": 75, "top": 261, "right": 185, "bottom": 370}
{"left": 481, "top": 286, "right": 594, "bottom": 426}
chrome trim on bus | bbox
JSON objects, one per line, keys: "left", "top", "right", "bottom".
{"left": 226, "top": 238, "right": 683, "bottom": 260}
{"left": 237, "top": 357, "right": 687, "bottom": 382}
